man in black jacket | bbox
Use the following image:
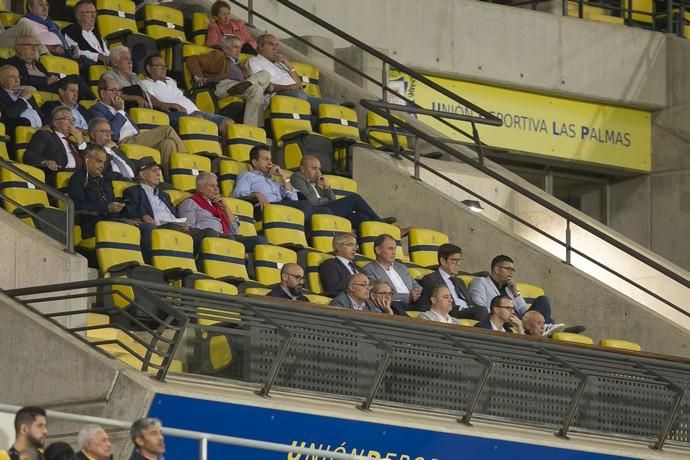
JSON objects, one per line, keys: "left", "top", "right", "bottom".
{"left": 87, "top": 117, "right": 136, "bottom": 181}
{"left": 267, "top": 263, "right": 309, "bottom": 302}
{"left": 318, "top": 232, "right": 359, "bottom": 297}
{"left": 66, "top": 144, "right": 125, "bottom": 238}
{"left": 24, "top": 106, "right": 86, "bottom": 176}
{"left": 0, "top": 64, "right": 44, "bottom": 132}
{"left": 63, "top": 0, "right": 111, "bottom": 73}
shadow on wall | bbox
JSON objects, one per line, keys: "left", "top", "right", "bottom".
{"left": 0, "top": 412, "right": 14, "bottom": 448}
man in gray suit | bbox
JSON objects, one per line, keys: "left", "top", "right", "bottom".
{"left": 330, "top": 273, "right": 383, "bottom": 312}
{"left": 361, "top": 234, "right": 422, "bottom": 307}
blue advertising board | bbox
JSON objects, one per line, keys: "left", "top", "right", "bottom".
{"left": 148, "top": 393, "right": 638, "bottom": 459}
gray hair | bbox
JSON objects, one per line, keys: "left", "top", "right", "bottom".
{"left": 256, "top": 34, "right": 275, "bottom": 47}
{"left": 195, "top": 171, "right": 217, "bottom": 188}
{"left": 332, "top": 232, "right": 357, "bottom": 251}
{"left": 370, "top": 279, "right": 391, "bottom": 292}
{"left": 345, "top": 272, "right": 367, "bottom": 290}
{"left": 222, "top": 34, "right": 241, "bottom": 48}
{"left": 83, "top": 143, "right": 107, "bottom": 158}
{"left": 130, "top": 417, "right": 161, "bottom": 444}
{"left": 87, "top": 117, "right": 110, "bottom": 132}
{"left": 49, "top": 105, "right": 72, "bottom": 124}
{"left": 109, "top": 45, "right": 130, "bottom": 63}
{"left": 78, "top": 424, "right": 104, "bottom": 450}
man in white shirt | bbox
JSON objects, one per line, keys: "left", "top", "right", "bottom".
{"left": 139, "top": 54, "right": 233, "bottom": 138}
{"left": 41, "top": 76, "right": 90, "bottom": 132}
{"left": 474, "top": 295, "right": 525, "bottom": 334}
{"left": 417, "top": 285, "right": 459, "bottom": 324}
{"left": 63, "top": 0, "right": 110, "bottom": 68}
{"left": 247, "top": 34, "right": 338, "bottom": 113}
{"left": 0, "top": 64, "right": 43, "bottom": 130}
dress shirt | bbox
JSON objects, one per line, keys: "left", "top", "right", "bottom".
{"left": 348, "top": 295, "right": 367, "bottom": 311}
{"left": 177, "top": 197, "right": 239, "bottom": 235}
{"left": 228, "top": 57, "right": 244, "bottom": 82}
{"left": 105, "top": 146, "right": 134, "bottom": 179}
{"left": 425, "top": 309, "right": 456, "bottom": 324}
{"left": 232, "top": 170, "right": 297, "bottom": 202}
{"left": 378, "top": 262, "right": 409, "bottom": 294}
{"left": 104, "top": 104, "right": 138, "bottom": 139}
{"left": 20, "top": 17, "right": 63, "bottom": 46}
{"left": 65, "top": 28, "right": 109, "bottom": 62}
{"left": 63, "top": 102, "right": 88, "bottom": 130}
{"left": 141, "top": 183, "right": 177, "bottom": 225}
{"left": 336, "top": 256, "right": 357, "bottom": 274}
{"left": 138, "top": 77, "right": 199, "bottom": 114}
{"left": 440, "top": 268, "right": 468, "bottom": 309}
{"left": 247, "top": 54, "right": 296, "bottom": 86}
{"left": 5, "top": 89, "right": 42, "bottom": 128}
{"left": 56, "top": 132, "right": 86, "bottom": 168}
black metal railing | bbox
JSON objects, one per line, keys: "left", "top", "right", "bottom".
{"left": 5, "top": 278, "right": 690, "bottom": 450}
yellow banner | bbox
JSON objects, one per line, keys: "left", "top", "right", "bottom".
{"left": 389, "top": 72, "right": 651, "bottom": 172}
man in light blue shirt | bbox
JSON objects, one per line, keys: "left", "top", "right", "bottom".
{"left": 233, "top": 144, "right": 318, "bottom": 222}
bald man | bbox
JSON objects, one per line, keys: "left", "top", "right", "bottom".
{"left": 267, "top": 263, "right": 309, "bottom": 302}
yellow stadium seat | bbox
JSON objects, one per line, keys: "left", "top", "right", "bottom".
{"left": 0, "top": 12, "right": 20, "bottom": 29}
{"left": 165, "top": 189, "right": 191, "bottom": 206}
{"left": 359, "top": 221, "right": 407, "bottom": 261}
{"left": 218, "top": 159, "right": 251, "bottom": 196}
{"left": 317, "top": 104, "right": 360, "bottom": 173}
{"left": 292, "top": 62, "right": 321, "bottom": 97}
{"left": 599, "top": 339, "right": 642, "bottom": 351}
{"left": 191, "top": 12, "right": 210, "bottom": 45}
{"left": 168, "top": 153, "right": 211, "bottom": 192}
{"left": 0, "top": 122, "right": 9, "bottom": 161}
{"left": 244, "top": 287, "right": 270, "bottom": 296}
{"left": 192, "top": 88, "right": 218, "bottom": 114}
{"left": 407, "top": 266, "right": 433, "bottom": 280}
{"left": 198, "top": 237, "right": 250, "bottom": 282}
{"left": 459, "top": 319, "right": 478, "bottom": 327}
{"left": 225, "top": 124, "right": 267, "bottom": 161}
{"left": 0, "top": 46, "right": 14, "bottom": 59}
{"left": 262, "top": 204, "right": 309, "bottom": 249}
{"left": 178, "top": 116, "right": 222, "bottom": 156}
{"left": 0, "top": 163, "right": 48, "bottom": 215}
{"left": 141, "top": 5, "right": 186, "bottom": 41}
{"left": 322, "top": 174, "right": 357, "bottom": 199}
{"left": 129, "top": 108, "right": 170, "bottom": 130}
{"left": 304, "top": 250, "right": 333, "bottom": 294}
{"left": 96, "top": 0, "right": 137, "bottom": 38}
{"left": 408, "top": 228, "right": 449, "bottom": 268}
{"left": 552, "top": 332, "right": 594, "bottom": 345}
{"left": 310, "top": 214, "right": 352, "bottom": 253}
{"left": 112, "top": 180, "right": 134, "bottom": 198}
{"left": 88, "top": 64, "right": 109, "bottom": 86}
{"left": 407, "top": 311, "right": 421, "bottom": 318}
{"left": 222, "top": 197, "right": 257, "bottom": 237}
{"left": 365, "top": 111, "right": 410, "bottom": 151}
{"left": 39, "top": 55, "right": 79, "bottom": 77}
{"left": 36, "top": 90, "right": 59, "bottom": 107}
{"left": 305, "top": 293, "right": 332, "bottom": 304}
{"left": 119, "top": 143, "right": 161, "bottom": 164}
{"left": 150, "top": 228, "right": 207, "bottom": 286}
{"left": 14, "top": 126, "right": 38, "bottom": 163}
{"left": 517, "top": 282, "right": 545, "bottom": 307}
{"left": 95, "top": 221, "right": 144, "bottom": 274}
{"left": 251, "top": 244, "right": 297, "bottom": 286}
{"left": 182, "top": 43, "right": 214, "bottom": 89}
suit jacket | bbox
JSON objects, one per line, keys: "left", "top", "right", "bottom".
{"left": 416, "top": 270, "right": 474, "bottom": 312}
{"left": 186, "top": 49, "right": 243, "bottom": 81}
{"left": 23, "top": 129, "right": 83, "bottom": 169}
{"left": 267, "top": 285, "right": 308, "bottom": 302}
{"left": 361, "top": 260, "right": 421, "bottom": 305}
{"left": 103, "top": 145, "right": 136, "bottom": 181}
{"left": 0, "top": 86, "right": 43, "bottom": 127}
{"left": 329, "top": 291, "right": 382, "bottom": 312}
{"left": 41, "top": 100, "right": 90, "bottom": 125}
{"left": 290, "top": 171, "right": 337, "bottom": 206}
{"left": 5, "top": 55, "right": 56, "bottom": 90}
{"left": 67, "top": 169, "right": 118, "bottom": 238}
{"left": 88, "top": 101, "right": 139, "bottom": 142}
{"left": 468, "top": 275, "right": 528, "bottom": 316}
{"left": 63, "top": 23, "right": 107, "bottom": 61}
{"left": 318, "top": 257, "right": 358, "bottom": 297}
{"left": 418, "top": 309, "right": 460, "bottom": 324}
{"left": 122, "top": 184, "right": 176, "bottom": 220}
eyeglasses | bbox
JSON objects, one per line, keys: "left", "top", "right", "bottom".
{"left": 285, "top": 273, "right": 304, "bottom": 282}
{"left": 341, "top": 242, "right": 358, "bottom": 248}
{"left": 16, "top": 43, "right": 38, "bottom": 48}
{"left": 352, "top": 283, "right": 371, "bottom": 289}
{"left": 92, "top": 129, "right": 112, "bottom": 135}
{"left": 372, "top": 291, "right": 392, "bottom": 296}
{"left": 497, "top": 265, "right": 516, "bottom": 273}
{"left": 54, "top": 116, "right": 76, "bottom": 122}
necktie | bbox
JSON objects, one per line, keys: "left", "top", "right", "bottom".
{"left": 67, "top": 141, "right": 83, "bottom": 169}
{"left": 349, "top": 261, "right": 358, "bottom": 274}
{"left": 109, "top": 150, "right": 133, "bottom": 179}
{"left": 452, "top": 277, "right": 466, "bottom": 301}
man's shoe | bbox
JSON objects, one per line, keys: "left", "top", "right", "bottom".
{"left": 381, "top": 217, "right": 397, "bottom": 224}
{"left": 563, "top": 325, "right": 586, "bottom": 334}
{"left": 543, "top": 323, "right": 566, "bottom": 337}
{"left": 226, "top": 81, "right": 252, "bottom": 96}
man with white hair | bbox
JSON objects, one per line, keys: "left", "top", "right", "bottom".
{"left": 75, "top": 424, "right": 113, "bottom": 460}
{"left": 130, "top": 417, "right": 165, "bottom": 460}
{"left": 102, "top": 46, "right": 150, "bottom": 109}
{"left": 64, "top": 0, "right": 111, "bottom": 67}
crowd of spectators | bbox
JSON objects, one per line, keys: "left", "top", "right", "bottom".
{"left": 2, "top": 406, "right": 166, "bottom": 460}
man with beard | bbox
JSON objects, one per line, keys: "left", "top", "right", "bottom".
{"left": 267, "top": 263, "right": 309, "bottom": 302}
{"left": 8, "top": 406, "right": 47, "bottom": 460}
{"left": 130, "top": 418, "right": 165, "bottom": 460}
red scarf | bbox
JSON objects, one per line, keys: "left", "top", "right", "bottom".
{"left": 190, "top": 192, "right": 230, "bottom": 235}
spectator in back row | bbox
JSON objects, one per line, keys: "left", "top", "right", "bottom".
{"left": 522, "top": 310, "right": 545, "bottom": 336}
{"left": 0, "top": 64, "right": 43, "bottom": 130}
{"left": 186, "top": 34, "right": 270, "bottom": 127}
{"left": 362, "top": 234, "right": 421, "bottom": 308}
{"left": 75, "top": 424, "right": 113, "bottom": 460}
{"left": 102, "top": 46, "right": 150, "bottom": 110}
{"left": 20, "top": 0, "right": 70, "bottom": 57}
{"left": 205, "top": 0, "right": 257, "bottom": 53}
{"left": 267, "top": 263, "right": 309, "bottom": 302}
{"left": 63, "top": 0, "right": 111, "bottom": 68}
{"left": 475, "top": 295, "right": 525, "bottom": 334}
{"left": 41, "top": 75, "right": 90, "bottom": 133}
{"left": 8, "top": 406, "right": 47, "bottom": 460}
{"left": 130, "top": 417, "right": 165, "bottom": 460}
{"left": 318, "top": 232, "right": 360, "bottom": 297}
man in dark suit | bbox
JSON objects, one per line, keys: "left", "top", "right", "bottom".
{"left": 87, "top": 117, "right": 135, "bottom": 181}
{"left": 41, "top": 76, "right": 90, "bottom": 132}
{"left": 122, "top": 156, "right": 217, "bottom": 262}
{"left": 0, "top": 64, "right": 44, "bottom": 132}
{"left": 24, "top": 105, "right": 86, "bottom": 182}
{"left": 475, "top": 295, "right": 525, "bottom": 334}
{"left": 369, "top": 279, "right": 408, "bottom": 316}
{"left": 267, "top": 263, "right": 309, "bottom": 302}
{"left": 318, "top": 232, "right": 359, "bottom": 297}
{"left": 63, "top": 0, "right": 111, "bottom": 72}
{"left": 416, "top": 243, "right": 489, "bottom": 321}
{"left": 330, "top": 273, "right": 382, "bottom": 312}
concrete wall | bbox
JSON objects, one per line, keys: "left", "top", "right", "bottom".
{"left": 251, "top": 0, "right": 666, "bottom": 108}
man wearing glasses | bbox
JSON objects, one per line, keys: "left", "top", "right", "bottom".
{"left": 267, "top": 263, "right": 309, "bottom": 302}
{"left": 417, "top": 285, "right": 459, "bottom": 324}
{"left": 415, "top": 243, "right": 489, "bottom": 321}
{"left": 369, "top": 279, "right": 408, "bottom": 316}
{"left": 330, "top": 273, "right": 382, "bottom": 312}
{"left": 318, "top": 232, "right": 360, "bottom": 297}
{"left": 469, "top": 254, "right": 566, "bottom": 336}
{"left": 474, "top": 295, "right": 525, "bottom": 333}
{"left": 87, "top": 117, "right": 136, "bottom": 181}
{"left": 64, "top": 0, "right": 111, "bottom": 68}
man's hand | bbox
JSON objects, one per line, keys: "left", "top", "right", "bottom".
{"left": 251, "top": 192, "right": 269, "bottom": 206}
{"left": 107, "top": 202, "right": 125, "bottom": 213}
{"left": 47, "top": 45, "right": 65, "bottom": 55}
{"left": 134, "top": 96, "right": 149, "bottom": 108}
{"left": 166, "top": 103, "right": 186, "bottom": 112}
{"left": 98, "top": 54, "right": 110, "bottom": 66}
{"left": 193, "top": 76, "right": 208, "bottom": 87}
{"left": 47, "top": 75, "right": 60, "bottom": 85}
{"left": 371, "top": 293, "right": 393, "bottom": 315}
{"left": 142, "top": 215, "right": 155, "bottom": 224}
{"left": 176, "top": 221, "right": 191, "bottom": 231}
{"left": 68, "top": 126, "right": 85, "bottom": 145}
{"left": 210, "top": 194, "right": 224, "bottom": 206}
{"left": 276, "top": 53, "right": 292, "bottom": 68}
{"left": 509, "top": 313, "right": 525, "bottom": 334}
{"left": 112, "top": 95, "right": 125, "bottom": 111}
{"left": 19, "top": 86, "right": 35, "bottom": 99}
{"left": 409, "top": 287, "right": 422, "bottom": 302}
{"left": 507, "top": 279, "right": 521, "bottom": 297}
{"left": 41, "top": 160, "right": 59, "bottom": 171}
{"left": 318, "top": 175, "right": 330, "bottom": 189}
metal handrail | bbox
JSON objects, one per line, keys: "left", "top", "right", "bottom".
{"left": 0, "top": 403, "right": 373, "bottom": 460}
{"left": 360, "top": 100, "right": 690, "bottom": 316}
{"left": 0, "top": 157, "right": 74, "bottom": 252}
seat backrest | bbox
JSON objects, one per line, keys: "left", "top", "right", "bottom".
{"left": 129, "top": 108, "right": 170, "bottom": 130}
{"left": 366, "top": 111, "right": 409, "bottom": 150}
{"left": 517, "top": 282, "right": 545, "bottom": 306}
{"left": 169, "top": 152, "right": 211, "bottom": 192}
{"left": 142, "top": 5, "right": 186, "bottom": 41}
{"left": 408, "top": 228, "right": 449, "bottom": 268}
{"left": 310, "top": 213, "right": 352, "bottom": 253}
{"left": 193, "top": 278, "right": 240, "bottom": 326}
{"left": 359, "top": 221, "right": 404, "bottom": 261}
{"left": 292, "top": 61, "right": 321, "bottom": 97}
{"left": 96, "top": 0, "right": 137, "bottom": 37}
{"left": 218, "top": 159, "right": 251, "bottom": 196}
{"left": 0, "top": 121, "right": 9, "bottom": 161}
{"left": 599, "top": 339, "right": 642, "bottom": 351}
{"left": 226, "top": 124, "right": 267, "bottom": 161}
{"left": 305, "top": 250, "right": 334, "bottom": 294}
{"left": 304, "top": 293, "right": 331, "bottom": 305}
{"left": 269, "top": 96, "right": 312, "bottom": 141}
{"left": 262, "top": 204, "right": 308, "bottom": 248}
{"left": 252, "top": 244, "right": 297, "bottom": 285}
{"left": 178, "top": 116, "right": 221, "bottom": 156}
{"left": 88, "top": 64, "right": 109, "bottom": 86}
{"left": 0, "top": 12, "right": 21, "bottom": 29}
{"left": 166, "top": 189, "right": 192, "bottom": 206}
{"left": 322, "top": 174, "right": 357, "bottom": 199}
{"left": 182, "top": 43, "right": 214, "bottom": 89}
{"left": 95, "top": 221, "right": 144, "bottom": 274}
{"left": 39, "top": 55, "right": 79, "bottom": 77}
{"left": 222, "top": 197, "right": 257, "bottom": 236}
{"left": 0, "top": 450, "right": 11, "bottom": 460}
{"left": 552, "top": 332, "right": 594, "bottom": 345}
{"left": 0, "top": 163, "right": 48, "bottom": 213}
{"left": 318, "top": 104, "right": 359, "bottom": 140}
{"left": 150, "top": 228, "right": 197, "bottom": 272}
{"left": 190, "top": 12, "right": 210, "bottom": 45}
{"left": 112, "top": 180, "right": 135, "bottom": 198}
{"left": 199, "top": 237, "right": 249, "bottom": 281}
{"left": 118, "top": 143, "right": 162, "bottom": 163}
{"left": 14, "top": 126, "right": 38, "bottom": 162}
